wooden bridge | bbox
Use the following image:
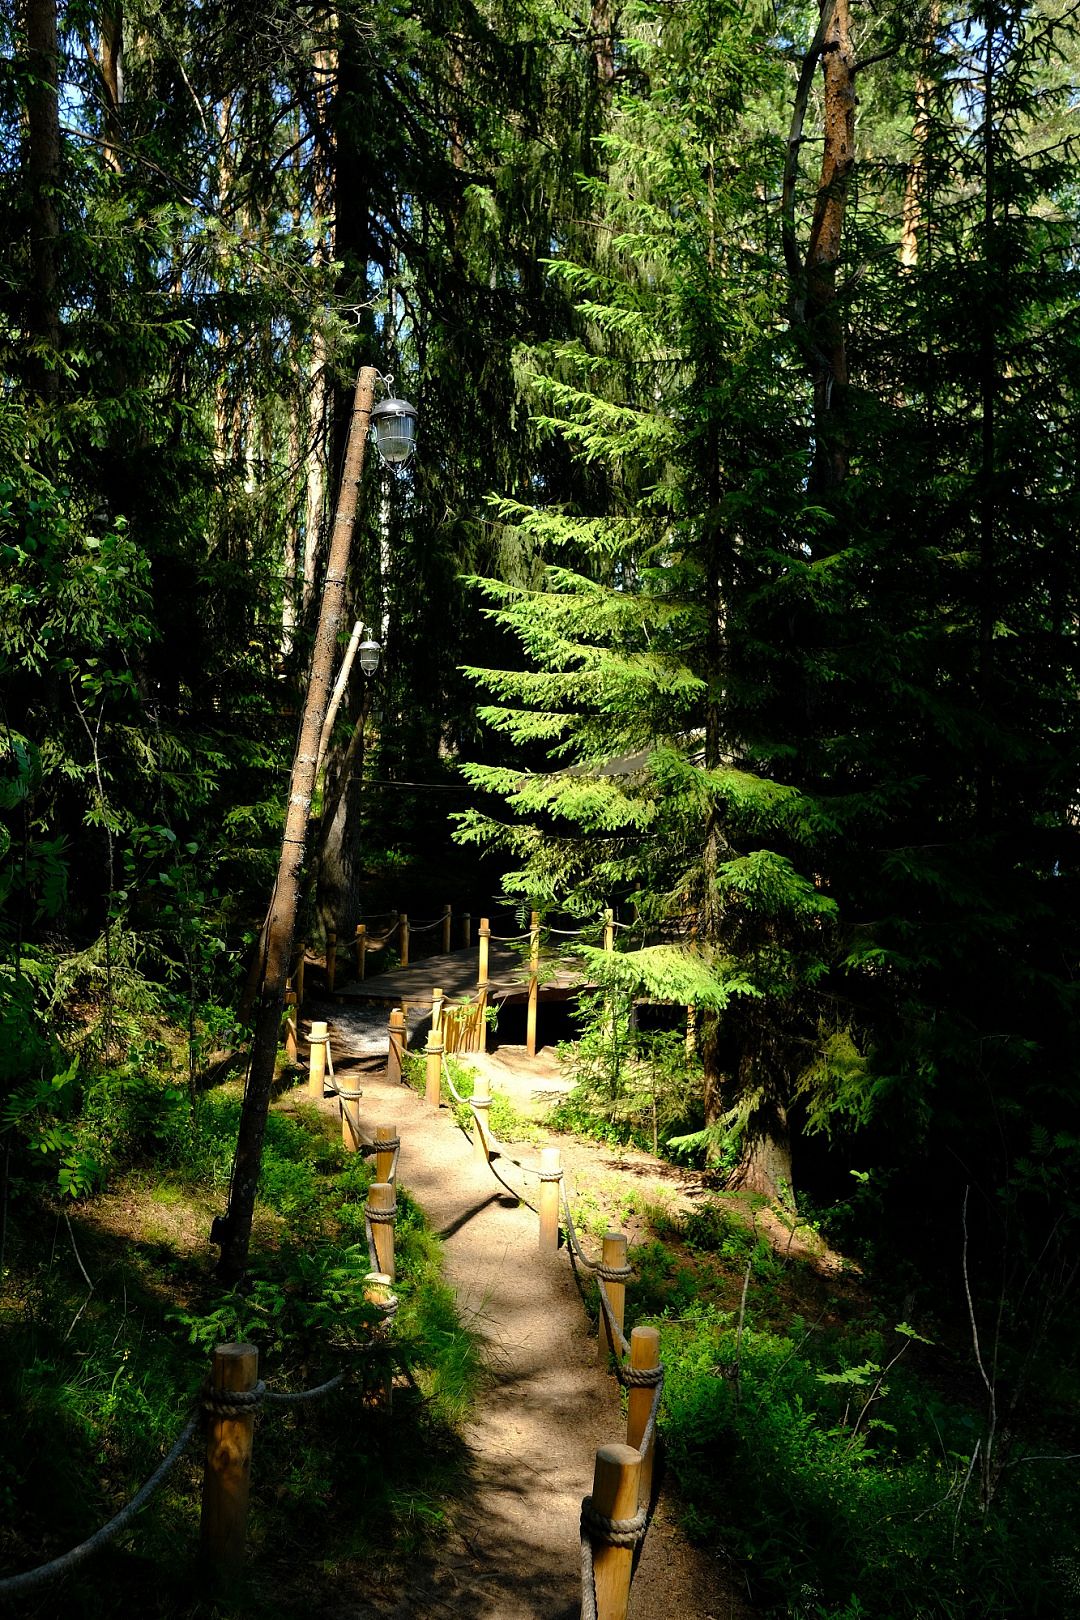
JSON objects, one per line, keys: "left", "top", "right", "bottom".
{"left": 313, "top": 911, "right": 600, "bottom": 1057}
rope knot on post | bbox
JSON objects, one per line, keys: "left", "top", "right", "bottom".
{"left": 580, "top": 1496, "right": 648, "bottom": 1550}
{"left": 538, "top": 1167, "right": 564, "bottom": 1183}
{"left": 364, "top": 1201, "right": 398, "bottom": 1223}
{"left": 595, "top": 1261, "right": 633, "bottom": 1283}
{"left": 618, "top": 1363, "right": 663, "bottom": 1389}
{"left": 201, "top": 1380, "right": 267, "bottom": 1418}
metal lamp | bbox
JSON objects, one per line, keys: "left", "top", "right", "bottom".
{"left": 370, "top": 394, "right": 418, "bottom": 466}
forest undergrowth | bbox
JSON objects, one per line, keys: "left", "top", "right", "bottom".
{"left": 0, "top": 1013, "right": 481, "bottom": 1619}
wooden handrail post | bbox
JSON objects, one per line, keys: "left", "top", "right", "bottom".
{"left": 475, "top": 987, "right": 488, "bottom": 1055}
{"left": 425, "top": 1034, "right": 443, "bottom": 1107}
{"left": 626, "top": 1325, "right": 661, "bottom": 1509}
{"left": 200, "top": 1342, "right": 258, "bottom": 1579}
{"left": 387, "top": 1007, "right": 405, "bottom": 1083}
{"left": 340, "top": 1083, "right": 360, "bottom": 1154}
{"left": 462, "top": 911, "right": 471, "bottom": 950}
{"left": 478, "top": 918, "right": 490, "bottom": 985}
{"left": 326, "top": 928, "right": 337, "bottom": 993}
{"left": 686, "top": 1004, "right": 696, "bottom": 1056}
{"left": 398, "top": 912, "right": 410, "bottom": 967}
{"left": 368, "top": 1182, "right": 395, "bottom": 1280}
{"left": 538, "top": 1146, "right": 561, "bottom": 1251}
{"left": 375, "top": 1122, "right": 398, "bottom": 1182}
{"left": 363, "top": 1272, "right": 394, "bottom": 1408}
{"left": 604, "top": 908, "right": 614, "bottom": 953}
{"left": 308, "top": 1020, "right": 328, "bottom": 1099}
{"left": 355, "top": 923, "right": 367, "bottom": 981}
{"left": 598, "top": 1232, "right": 628, "bottom": 1368}
{"left": 587, "top": 1444, "right": 640, "bottom": 1620}
{"left": 527, "top": 909, "right": 540, "bottom": 1057}
{"left": 431, "top": 986, "right": 444, "bottom": 1038}
{"left": 471, "top": 1088, "right": 491, "bottom": 1163}
{"left": 441, "top": 903, "right": 452, "bottom": 955}
{"left": 283, "top": 990, "right": 298, "bottom": 1065}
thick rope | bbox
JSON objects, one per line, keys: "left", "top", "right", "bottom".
{"left": 580, "top": 1496, "right": 648, "bottom": 1549}
{"left": 365, "top": 1203, "right": 397, "bottom": 1223}
{"left": 580, "top": 1528, "right": 598, "bottom": 1620}
{"left": 202, "top": 1381, "right": 267, "bottom": 1417}
{"left": 263, "top": 1372, "right": 347, "bottom": 1406}
{"left": 632, "top": 1376, "right": 664, "bottom": 1460}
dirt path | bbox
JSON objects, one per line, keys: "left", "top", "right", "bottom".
{"left": 317, "top": 1006, "right": 752, "bottom": 1620}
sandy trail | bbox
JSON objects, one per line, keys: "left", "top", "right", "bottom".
{"left": 313, "top": 1000, "right": 749, "bottom": 1620}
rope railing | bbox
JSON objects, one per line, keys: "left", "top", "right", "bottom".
{"left": 0, "top": 1319, "right": 395, "bottom": 1597}
{"left": 423, "top": 1039, "right": 664, "bottom": 1620}
{"left": 407, "top": 914, "right": 446, "bottom": 933}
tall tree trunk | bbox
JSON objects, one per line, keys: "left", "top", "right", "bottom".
{"left": 804, "top": 0, "right": 855, "bottom": 497}
{"left": 100, "top": 1, "right": 124, "bottom": 173}
{"left": 213, "top": 370, "right": 376, "bottom": 1285}
{"left": 976, "top": 19, "right": 997, "bottom": 832}
{"left": 899, "top": 0, "right": 939, "bottom": 270}
{"left": 304, "top": 33, "right": 336, "bottom": 610}
{"left": 25, "top": 0, "right": 61, "bottom": 403}
{"left": 590, "top": 0, "right": 616, "bottom": 100}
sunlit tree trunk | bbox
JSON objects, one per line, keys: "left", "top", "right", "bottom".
{"left": 26, "top": 0, "right": 61, "bottom": 402}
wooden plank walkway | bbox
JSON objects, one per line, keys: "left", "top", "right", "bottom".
{"left": 332, "top": 942, "right": 588, "bottom": 1011}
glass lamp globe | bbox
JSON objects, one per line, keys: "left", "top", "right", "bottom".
{"left": 370, "top": 395, "right": 418, "bottom": 466}
{"left": 359, "top": 637, "right": 381, "bottom": 676}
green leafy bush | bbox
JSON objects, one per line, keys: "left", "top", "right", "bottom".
{"left": 655, "top": 1305, "right": 1077, "bottom": 1618}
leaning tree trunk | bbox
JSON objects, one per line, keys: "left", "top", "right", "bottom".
{"left": 213, "top": 368, "right": 377, "bottom": 1284}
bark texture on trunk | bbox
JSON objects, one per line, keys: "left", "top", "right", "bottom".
{"left": 804, "top": 0, "right": 855, "bottom": 496}
{"left": 100, "top": 2, "right": 124, "bottom": 173}
{"left": 26, "top": 0, "right": 62, "bottom": 402}
{"left": 214, "top": 369, "right": 376, "bottom": 1284}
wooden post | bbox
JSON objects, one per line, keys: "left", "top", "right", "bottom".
{"left": 355, "top": 923, "right": 367, "bottom": 980}
{"left": 478, "top": 918, "right": 490, "bottom": 1054}
{"left": 686, "top": 1004, "right": 696, "bottom": 1057}
{"left": 200, "top": 1342, "right": 258, "bottom": 1579}
{"left": 441, "top": 903, "right": 452, "bottom": 955}
{"left": 462, "top": 912, "right": 471, "bottom": 950}
{"left": 363, "top": 1272, "right": 394, "bottom": 1408}
{"left": 399, "top": 912, "right": 409, "bottom": 967}
{"left": 375, "top": 1122, "right": 398, "bottom": 1182}
{"left": 587, "top": 1444, "right": 640, "bottom": 1620}
{"left": 527, "top": 909, "right": 540, "bottom": 1058}
{"left": 598, "top": 1231, "right": 628, "bottom": 1368}
{"left": 368, "top": 1182, "right": 395, "bottom": 1280}
{"left": 387, "top": 1007, "right": 405, "bottom": 1083}
{"left": 425, "top": 1034, "right": 443, "bottom": 1108}
{"left": 283, "top": 990, "right": 297, "bottom": 1065}
{"left": 604, "top": 907, "right": 614, "bottom": 953}
{"left": 340, "top": 1082, "right": 361, "bottom": 1153}
{"left": 626, "top": 1325, "right": 661, "bottom": 1509}
{"left": 308, "top": 1020, "right": 327, "bottom": 1099}
{"left": 538, "top": 1146, "right": 561, "bottom": 1251}
{"left": 326, "top": 928, "right": 337, "bottom": 992}
{"left": 431, "top": 986, "right": 444, "bottom": 1038}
